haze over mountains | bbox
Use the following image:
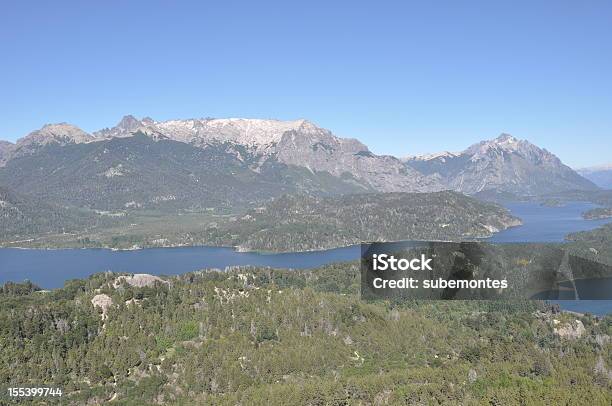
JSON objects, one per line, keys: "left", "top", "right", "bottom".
{"left": 577, "top": 164, "right": 612, "bottom": 190}
{"left": 0, "top": 116, "right": 599, "bottom": 211}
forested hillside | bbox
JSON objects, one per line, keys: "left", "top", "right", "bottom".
{"left": 203, "top": 191, "right": 521, "bottom": 252}
{"left": 0, "top": 187, "right": 114, "bottom": 240}
{"left": 0, "top": 264, "right": 610, "bottom": 405}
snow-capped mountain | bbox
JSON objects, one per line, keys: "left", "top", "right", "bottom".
{"left": 0, "top": 116, "right": 443, "bottom": 209}
{"left": 1, "top": 118, "right": 596, "bottom": 200}
{"left": 92, "top": 115, "right": 442, "bottom": 192}
{"left": 404, "top": 151, "right": 459, "bottom": 162}
{"left": 94, "top": 116, "right": 315, "bottom": 149}
{"left": 405, "top": 133, "right": 598, "bottom": 196}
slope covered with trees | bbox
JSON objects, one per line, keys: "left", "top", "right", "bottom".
{"left": 0, "top": 264, "right": 610, "bottom": 405}
{"left": 0, "top": 186, "right": 114, "bottom": 240}
{"left": 203, "top": 191, "right": 521, "bottom": 252}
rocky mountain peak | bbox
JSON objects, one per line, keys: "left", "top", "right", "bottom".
{"left": 93, "top": 115, "right": 151, "bottom": 139}
{"left": 495, "top": 133, "right": 517, "bottom": 143}
{"left": 16, "top": 123, "right": 93, "bottom": 149}
{"left": 405, "top": 133, "right": 597, "bottom": 195}
{"left": 116, "top": 115, "right": 143, "bottom": 131}
{"left": 466, "top": 133, "right": 547, "bottom": 162}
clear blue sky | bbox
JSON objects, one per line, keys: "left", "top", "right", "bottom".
{"left": 1, "top": 1, "right": 610, "bottom": 167}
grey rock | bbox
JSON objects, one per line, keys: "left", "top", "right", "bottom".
{"left": 405, "top": 133, "right": 598, "bottom": 196}
{"left": 12, "top": 123, "right": 94, "bottom": 157}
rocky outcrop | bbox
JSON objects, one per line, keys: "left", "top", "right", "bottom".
{"left": 114, "top": 274, "right": 169, "bottom": 288}
{"left": 553, "top": 319, "right": 586, "bottom": 340}
{"left": 91, "top": 294, "right": 113, "bottom": 320}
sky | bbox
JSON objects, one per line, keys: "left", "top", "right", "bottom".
{"left": 1, "top": 1, "right": 610, "bottom": 168}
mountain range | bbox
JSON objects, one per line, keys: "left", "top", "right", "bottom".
{"left": 0, "top": 116, "right": 599, "bottom": 211}
{"left": 577, "top": 164, "right": 612, "bottom": 189}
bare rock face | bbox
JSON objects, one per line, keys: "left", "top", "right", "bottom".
{"left": 405, "top": 133, "right": 598, "bottom": 196}
{"left": 93, "top": 115, "right": 152, "bottom": 139}
{"left": 553, "top": 319, "right": 586, "bottom": 340}
{"left": 114, "top": 273, "right": 169, "bottom": 288}
{"left": 91, "top": 116, "right": 444, "bottom": 192}
{"left": 274, "top": 122, "right": 441, "bottom": 192}
{"left": 91, "top": 294, "right": 113, "bottom": 320}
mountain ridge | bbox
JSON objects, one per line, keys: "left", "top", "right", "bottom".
{"left": 2, "top": 116, "right": 442, "bottom": 194}
{"left": 404, "top": 133, "right": 597, "bottom": 196}
{"left": 0, "top": 116, "right": 596, "bottom": 199}
{"left": 577, "top": 164, "right": 612, "bottom": 189}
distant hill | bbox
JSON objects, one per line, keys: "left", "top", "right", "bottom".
{"left": 577, "top": 164, "right": 612, "bottom": 189}
{"left": 404, "top": 134, "right": 598, "bottom": 196}
{"left": 203, "top": 191, "right": 521, "bottom": 252}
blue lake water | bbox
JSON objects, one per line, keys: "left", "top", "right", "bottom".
{"left": 0, "top": 245, "right": 360, "bottom": 289}
{"left": 488, "top": 201, "right": 612, "bottom": 243}
{"left": 488, "top": 201, "right": 612, "bottom": 316}
{"left": 1, "top": 201, "right": 610, "bottom": 314}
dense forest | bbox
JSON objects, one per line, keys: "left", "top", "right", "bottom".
{"left": 1, "top": 263, "right": 610, "bottom": 405}
{"left": 0, "top": 191, "right": 521, "bottom": 252}
{"left": 202, "top": 191, "right": 521, "bottom": 252}
{"left": 0, "top": 186, "right": 116, "bottom": 240}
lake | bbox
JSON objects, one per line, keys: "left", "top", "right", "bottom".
{"left": 490, "top": 201, "right": 612, "bottom": 315}
{"left": 489, "top": 201, "right": 612, "bottom": 242}
{"left": 1, "top": 201, "right": 610, "bottom": 314}
{"left": 0, "top": 245, "right": 360, "bottom": 289}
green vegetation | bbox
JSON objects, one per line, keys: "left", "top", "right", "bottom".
{"left": 582, "top": 207, "right": 612, "bottom": 220}
{"left": 567, "top": 223, "right": 612, "bottom": 265}
{"left": 541, "top": 190, "right": 612, "bottom": 208}
{"left": 1, "top": 263, "right": 610, "bottom": 405}
{"left": 202, "top": 191, "right": 521, "bottom": 252}
{"left": 0, "top": 191, "right": 521, "bottom": 252}
{"left": 0, "top": 134, "right": 366, "bottom": 212}
{"left": 0, "top": 186, "right": 117, "bottom": 241}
